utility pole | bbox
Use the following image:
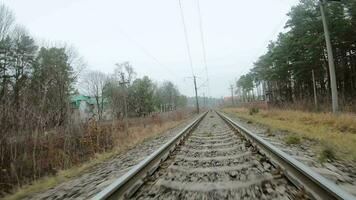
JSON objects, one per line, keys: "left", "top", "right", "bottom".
{"left": 193, "top": 75, "right": 200, "bottom": 114}
{"left": 119, "top": 73, "right": 130, "bottom": 135}
{"left": 229, "top": 84, "right": 234, "bottom": 106}
{"left": 203, "top": 92, "right": 206, "bottom": 108}
{"left": 320, "top": 0, "right": 338, "bottom": 113}
{"left": 312, "top": 70, "right": 318, "bottom": 110}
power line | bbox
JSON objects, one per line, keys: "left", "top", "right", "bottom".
{"left": 178, "top": 0, "right": 195, "bottom": 76}
{"left": 237, "top": 14, "right": 289, "bottom": 76}
{"left": 237, "top": 0, "right": 299, "bottom": 74}
{"left": 196, "top": 0, "right": 210, "bottom": 97}
{"left": 178, "top": 0, "right": 199, "bottom": 113}
{"left": 115, "top": 26, "right": 176, "bottom": 76}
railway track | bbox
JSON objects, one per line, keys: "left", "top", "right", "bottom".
{"left": 92, "top": 111, "right": 355, "bottom": 200}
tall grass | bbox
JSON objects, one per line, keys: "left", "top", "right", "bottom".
{"left": 224, "top": 107, "right": 356, "bottom": 162}
{"left": 0, "top": 109, "right": 192, "bottom": 197}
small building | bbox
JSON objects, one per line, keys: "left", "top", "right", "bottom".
{"left": 71, "top": 95, "right": 112, "bottom": 122}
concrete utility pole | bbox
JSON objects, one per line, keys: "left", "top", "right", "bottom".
{"left": 203, "top": 93, "right": 206, "bottom": 108}
{"left": 320, "top": 0, "right": 338, "bottom": 113}
{"left": 312, "top": 70, "right": 318, "bottom": 109}
{"left": 119, "top": 74, "right": 130, "bottom": 135}
{"left": 193, "top": 76, "right": 200, "bottom": 114}
{"left": 229, "top": 84, "right": 234, "bottom": 106}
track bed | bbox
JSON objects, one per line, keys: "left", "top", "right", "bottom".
{"left": 131, "top": 112, "right": 305, "bottom": 200}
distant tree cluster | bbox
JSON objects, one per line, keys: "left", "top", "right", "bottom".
{"left": 83, "top": 62, "right": 187, "bottom": 119}
{"left": 236, "top": 0, "right": 356, "bottom": 110}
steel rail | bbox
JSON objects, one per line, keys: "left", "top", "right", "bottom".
{"left": 91, "top": 112, "right": 208, "bottom": 200}
{"left": 217, "top": 111, "right": 355, "bottom": 200}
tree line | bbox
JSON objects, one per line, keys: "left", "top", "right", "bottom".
{"left": 0, "top": 3, "right": 187, "bottom": 133}
{"left": 83, "top": 63, "right": 187, "bottom": 120}
{"left": 0, "top": 9, "right": 78, "bottom": 132}
{"left": 235, "top": 0, "right": 356, "bottom": 111}
{"left": 0, "top": 3, "right": 188, "bottom": 194}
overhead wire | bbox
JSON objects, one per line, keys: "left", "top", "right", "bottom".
{"left": 239, "top": 14, "right": 289, "bottom": 75}
{"left": 178, "top": 0, "right": 195, "bottom": 76}
{"left": 236, "top": 0, "right": 299, "bottom": 75}
{"left": 115, "top": 26, "right": 176, "bottom": 77}
{"left": 232, "top": 0, "right": 295, "bottom": 99}
{"left": 196, "top": 0, "right": 211, "bottom": 98}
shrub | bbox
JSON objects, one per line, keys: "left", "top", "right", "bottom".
{"left": 283, "top": 135, "right": 301, "bottom": 145}
{"left": 265, "top": 128, "right": 274, "bottom": 137}
{"left": 0, "top": 110, "right": 191, "bottom": 197}
{"left": 249, "top": 107, "right": 259, "bottom": 115}
{"left": 318, "top": 144, "right": 336, "bottom": 163}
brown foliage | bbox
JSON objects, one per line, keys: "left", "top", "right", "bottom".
{"left": 0, "top": 109, "right": 192, "bottom": 196}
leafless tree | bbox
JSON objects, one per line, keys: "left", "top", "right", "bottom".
{"left": 114, "top": 62, "right": 136, "bottom": 84}
{"left": 105, "top": 62, "right": 136, "bottom": 119}
{"left": 0, "top": 3, "right": 15, "bottom": 40}
{"left": 83, "top": 71, "right": 108, "bottom": 120}
{"left": 64, "top": 44, "right": 87, "bottom": 75}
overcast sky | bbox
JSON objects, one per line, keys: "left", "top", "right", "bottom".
{"left": 3, "top": 0, "right": 298, "bottom": 98}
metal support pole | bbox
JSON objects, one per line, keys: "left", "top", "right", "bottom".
{"left": 203, "top": 92, "right": 206, "bottom": 108}
{"left": 193, "top": 76, "right": 200, "bottom": 114}
{"left": 123, "top": 88, "right": 129, "bottom": 135}
{"left": 320, "top": 0, "right": 338, "bottom": 113}
{"left": 312, "top": 70, "right": 318, "bottom": 109}
{"left": 229, "top": 84, "right": 234, "bottom": 106}
{"left": 119, "top": 74, "right": 130, "bottom": 135}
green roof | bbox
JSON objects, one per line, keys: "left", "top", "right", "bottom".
{"left": 87, "top": 98, "right": 97, "bottom": 105}
{"left": 71, "top": 95, "right": 91, "bottom": 102}
{"left": 71, "top": 95, "right": 93, "bottom": 109}
{"left": 70, "top": 94, "right": 108, "bottom": 109}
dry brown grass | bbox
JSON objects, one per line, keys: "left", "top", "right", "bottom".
{"left": 223, "top": 107, "right": 356, "bottom": 162}
{"left": 113, "top": 120, "right": 182, "bottom": 152}
{"left": 3, "top": 112, "right": 191, "bottom": 200}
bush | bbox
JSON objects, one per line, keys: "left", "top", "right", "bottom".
{"left": 265, "top": 128, "right": 274, "bottom": 137}
{"left": 249, "top": 107, "right": 259, "bottom": 115}
{"left": 319, "top": 144, "right": 336, "bottom": 163}
{"left": 283, "top": 135, "right": 301, "bottom": 145}
{"left": 0, "top": 110, "right": 191, "bottom": 197}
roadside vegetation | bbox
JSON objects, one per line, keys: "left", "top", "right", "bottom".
{"left": 234, "top": 0, "right": 356, "bottom": 112}
{"left": 224, "top": 0, "right": 356, "bottom": 165}
{"left": 223, "top": 107, "right": 356, "bottom": 162}
{"left": 3, "top": 110, "right": 192, "bottom": 200}
{"left": 283, "top": 135, "right": 301, "bottom": 145}
{"left": 0, "top": 3, "right": 190, "bottom": 197}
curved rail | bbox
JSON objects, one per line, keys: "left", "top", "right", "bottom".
{"left": 91, "top": 112, "right": 208, "bottom": 200}
{"left": 217, "top": 111, "right": 355, "bottom": 200}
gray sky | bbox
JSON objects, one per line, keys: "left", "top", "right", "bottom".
{"left": 3, "top": 0, "right": 298, "bottom": 98}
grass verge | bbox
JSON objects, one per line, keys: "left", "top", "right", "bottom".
{"left": 223, "top": 107, "right": 356, "bottom": 162}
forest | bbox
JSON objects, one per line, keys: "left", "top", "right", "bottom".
{"left": 0, "top": 3, "right": 188, "bottom": 195}
{"left": 0, "top": 2, "right": 188, "bottom": 133}
{"left": 235, "top": 0, "right": 356, "bottom": 111}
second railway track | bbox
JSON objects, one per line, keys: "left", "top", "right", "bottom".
{"left": 93, "top": 111, "right": 355, "bottom": 200}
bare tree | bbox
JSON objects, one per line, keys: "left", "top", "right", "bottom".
{"left": 0, "top": 3, "right": 15, "bottom": 40}
{"left": 105, "top": 62, "right": 136, "bottom": 119}
{"left": 83, "top": 71, "right": 108, "bottom": 120}
{"left": 114, "top": 62, "right": 136, "bottom": 84}
{"left": 65, "top": 45, "right": 87, "bottom": 76}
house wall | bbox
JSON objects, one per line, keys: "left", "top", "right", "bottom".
{"left": 71, "top": 99, "right": 113, "bottom": 122}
